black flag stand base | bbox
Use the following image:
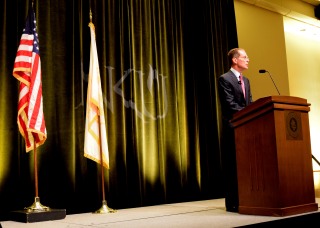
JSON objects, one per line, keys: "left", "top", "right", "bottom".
{"left": 10, "top": 197, "right": 66, "bottom": 223}
{"left": 25, "top": 197, "right": 50, "bottom": 211}
{"left": 94, "top": 200, "right": 117, "bottom": 214}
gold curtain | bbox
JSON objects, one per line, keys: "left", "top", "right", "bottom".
{"left": 0, "top": 0, "right": 238, "bottom": 215}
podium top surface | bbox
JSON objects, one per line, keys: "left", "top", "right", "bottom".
{"left": 231, "top": 95, "right": 310, "bottom": 124}
{"left": 254, "top": 95, "right": 308, "bottom": 105}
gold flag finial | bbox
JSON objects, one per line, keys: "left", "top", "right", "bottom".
{"left": 88, "top": 9, "right": 94, "bottom": 29}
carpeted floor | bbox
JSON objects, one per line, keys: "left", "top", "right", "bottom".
{"left": 1, "top": 198, "right": 319, "bottom": 228}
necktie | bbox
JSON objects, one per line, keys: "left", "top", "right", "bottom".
{"left": 239, "top": 74, "right": 245, "bottom": 98}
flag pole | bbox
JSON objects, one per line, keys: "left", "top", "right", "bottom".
{"left": 11, "top": 3, "right": 67, "bottom": 221}
{"left": 93, "top": 118, "right": 116, "bottom": 214}
{"left": 22, "top": 0, "right": 49, "bottom": 212}
{"left": 25, "top": 142, "right": 50, "bottom": 211}
{"left": 88, "top": 8, "right": 115, "bottom": 214}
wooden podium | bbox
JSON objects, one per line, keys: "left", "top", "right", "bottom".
{"left": 231, "top": 96, "right": 318, "bottom": 216}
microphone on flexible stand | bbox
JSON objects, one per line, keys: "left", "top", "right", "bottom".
{"left": 259, "top": 69, "right": 281, "bottom": 95}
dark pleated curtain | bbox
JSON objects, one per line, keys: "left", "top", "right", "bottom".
{"left": 0, "top": 0, "right": 238, "bottom": 217}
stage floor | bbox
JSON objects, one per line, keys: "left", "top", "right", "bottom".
{"left": 1, "top": 198, "right": 320, "bottom": 227}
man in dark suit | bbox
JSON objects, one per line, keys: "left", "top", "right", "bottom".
{"left": 218, "top": 48, "right": 253, "bottom": 212}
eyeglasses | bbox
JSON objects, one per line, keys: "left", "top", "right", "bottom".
{"left": 237, "top": 56, "right": 249, "bottom": 60}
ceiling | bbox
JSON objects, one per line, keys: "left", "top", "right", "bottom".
{"left": 284, "top": 1, "right": 320, "bottom": 40}
{"left": 301, "top": 0, "right": 320, "bottom": 6}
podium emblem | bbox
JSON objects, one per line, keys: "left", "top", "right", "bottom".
{"left": 285, "top": 111, "right": 302, "bottom": 140}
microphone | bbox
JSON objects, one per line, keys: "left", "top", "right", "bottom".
{"left": 259, "top": 69, "right": 280, "bottom": 95}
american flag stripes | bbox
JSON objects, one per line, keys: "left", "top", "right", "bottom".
{"left": 12, "top": 8, "right": 47, "bottom": 152}
{"left": 84, "top": 22, "right": 110, "bottom": 169}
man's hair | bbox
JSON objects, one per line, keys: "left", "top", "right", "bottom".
{"left": 227, "top": 48, "right": 244, "bottom": 66}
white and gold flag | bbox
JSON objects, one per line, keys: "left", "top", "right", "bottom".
{"left": 84, "top": 22, "right": 109, "bottom": 169}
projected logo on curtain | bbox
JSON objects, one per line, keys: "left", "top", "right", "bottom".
{"left": 81, "top": 64, "right": 168, "bottom": 121}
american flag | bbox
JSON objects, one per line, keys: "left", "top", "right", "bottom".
{"left": 12, "top": 8, "right": 47, "bottom": 152}
{"left": 84, "top": 22, "right": 109, "bottom": 169}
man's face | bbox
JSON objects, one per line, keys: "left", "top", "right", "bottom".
{"left": 234, "top": 50, "right": 249, "bottom": 71}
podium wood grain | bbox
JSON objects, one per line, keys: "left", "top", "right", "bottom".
{"left": 231, "top": 96, "right": 318, "bottom": 216}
